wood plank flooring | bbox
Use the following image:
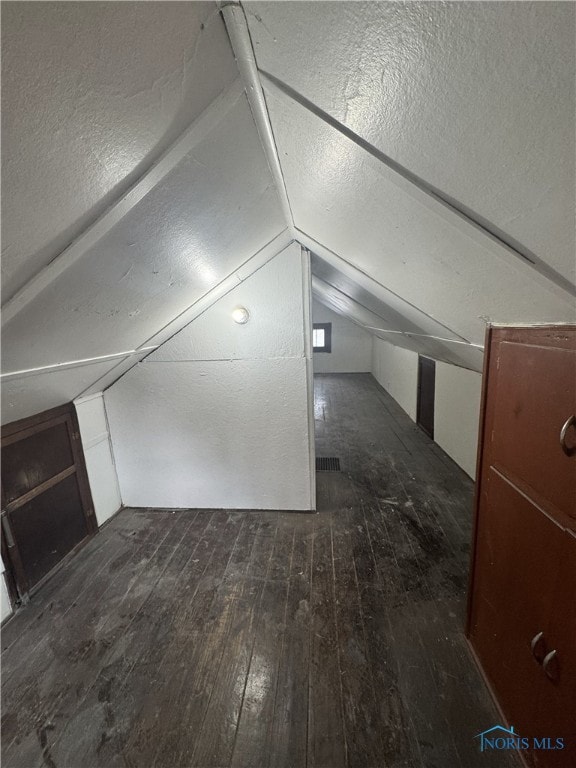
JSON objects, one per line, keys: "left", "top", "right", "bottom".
{"left": 1, "top": 373, "right": 519, "bottom": 768}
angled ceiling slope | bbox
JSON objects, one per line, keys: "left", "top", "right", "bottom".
{"left": 246, "top": 0, "right": 576, "bottom": 289}
{"left": 2, "top": 1, "right": 237, "bottom": 302}
{"left": 1, "top": 1, "right": 290, "bottom": 424}
{"left": 311, "top": 255, "right": 484, "bottom": 372}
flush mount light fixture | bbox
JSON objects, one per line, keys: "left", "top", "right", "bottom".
{"left": 231, "top": 306, "right": 250, "bottom": 324}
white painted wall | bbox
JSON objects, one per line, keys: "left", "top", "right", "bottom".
{"left": 371, "top": 338, "right": 418, "bottom": 421}
{"left": 105, "top": 243, "right": 314, "bottom": 511}
{"left": 312, "top": 300, "right": 372, "bottom": 373}
{"left": 1, "top": 579, "right": 12, "bottom": 623}
{"left": 371, "top": 337, "right": 482, "bottom": 478}
{"left": 74, "top": 393, "right": 122, "bottom": 527}
{"left": 434, "top": 363, "right": 482, "bottom": 480}
{"left": 1, "top": 558, "right": 12, "bottom": 622}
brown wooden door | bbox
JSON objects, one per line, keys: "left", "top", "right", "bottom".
{"left": 417, "top": 356, "right": 435, "bottom": 439}
{"left": 1, "top": 403, "right": 96, "bottom": 603}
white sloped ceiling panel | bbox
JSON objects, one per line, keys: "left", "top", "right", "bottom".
{"left": 247, "top": 1, "right": 576, "bottom": 288}
{"left": 264, "top": 88, "right": 574, "bottom": 346}
{"left": 1, "top": 361, "right": 119, "bottom": 425}
{"left": 2, "top": 1, "right": 237, "bottom": 302}
{"left": 311, "top": 252, "right": 467, "bottom": 340}
{"left": 312, "top": 273, "right": 484, "bottom": 372}
{"left": 2, "top": 94, "right": 287, "bottom": 375}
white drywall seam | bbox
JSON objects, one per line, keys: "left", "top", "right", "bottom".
{"left": 363, "top": 327, "right": 483, "bottom": 350}
{"left": 1, "top": 360, "right": 124, "bottom": 426}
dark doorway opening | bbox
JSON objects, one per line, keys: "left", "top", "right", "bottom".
{"left": 417, "top": 356, "right": 436, "bottom": 439}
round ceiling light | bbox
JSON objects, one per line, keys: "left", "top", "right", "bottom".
{"left": 231, "top": 306, "right": 250, "bottom": 324}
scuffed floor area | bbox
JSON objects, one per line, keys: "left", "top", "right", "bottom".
{"left": 1, "top": 373, "right": 518, "bottom": 767}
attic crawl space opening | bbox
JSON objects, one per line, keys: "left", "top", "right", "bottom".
{"left": 1, "top": 2, "right": 575, "bottom": 767}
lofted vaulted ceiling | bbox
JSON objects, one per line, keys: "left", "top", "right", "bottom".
{"left": 2, "top": 1, "right": 575, "bottom": 422}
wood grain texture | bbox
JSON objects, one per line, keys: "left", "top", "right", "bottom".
{"left": 1, "top": 374, "right": 519, "bottom": 768}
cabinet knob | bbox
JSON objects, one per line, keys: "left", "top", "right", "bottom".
{"left": 560, "top": 415, "right": 576, "bottom": 456}
{"left": 543, "top": 649, "right": 558, "bottom": 680}
{"left": 530, "top": 631, "right": 545, "bottom": 662}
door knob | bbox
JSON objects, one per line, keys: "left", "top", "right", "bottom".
{"left": 530, "top": 631, "right": 545, "bottom": 663}
{"left": 543, "top": 649, "right": 558, "bottom": 680}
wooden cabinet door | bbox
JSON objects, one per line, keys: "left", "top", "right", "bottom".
{"left": 529, "top": 529, "right": 576, "bottom": 767}
{"left": 485, "top": 333, "right": 576, "bottom": 522}
{"left": 469, "top": 468, "right": 567, "bottom": 757}
{"left": 469, "top": 326, "right": 576, "bottom": 768}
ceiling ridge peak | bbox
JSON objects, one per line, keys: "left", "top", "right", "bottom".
{"left": 219, "top": 2, "right": 296, "bottom": 238}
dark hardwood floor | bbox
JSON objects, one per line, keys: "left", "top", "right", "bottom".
{"left": 1, "top": 373, "right": 519, "bottom": 768}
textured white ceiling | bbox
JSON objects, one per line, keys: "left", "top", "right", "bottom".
{"left": 267, "top": 88, "right": 574, "bottom": 345}
{"left": 1, "top": 1, "right": 236, "bottom": 302}
{"left": 2, "top": 93, "right": 286, "bottom": 373}
{"left": 246, "top": 0, "right": 576, "bottom": 287}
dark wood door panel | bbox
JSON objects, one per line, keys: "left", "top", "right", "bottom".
{"left": 8, "top": 474, "right": 88, "bottom": 590}
{"left": 2, "top": 419, "right": 74, "bottom": 504}
{"left": 417, "top": 356, "right": 435, "bottom": 439}
{"left": 1, "top": 403, "right": 96, "bottom": 604}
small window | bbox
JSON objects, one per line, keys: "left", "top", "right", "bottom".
{"left": 313, "top": 322, "right": 332, "bottom": 353}
{"left": 313, "top": 328, "right": 325, "bottom": 348}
